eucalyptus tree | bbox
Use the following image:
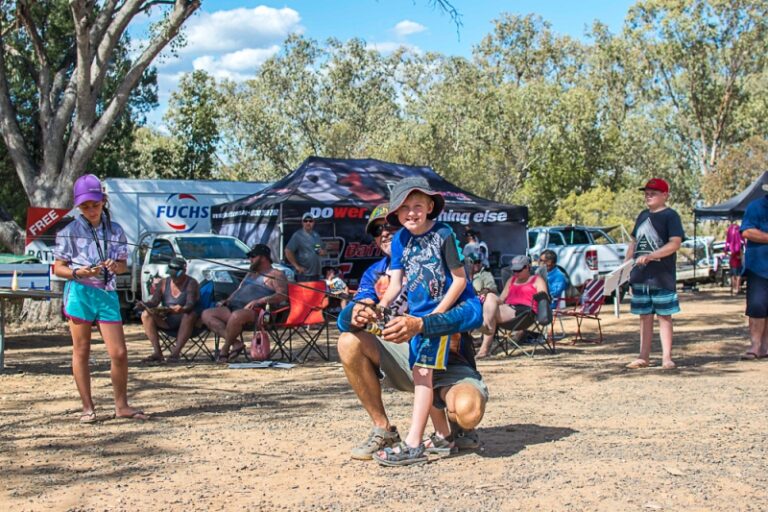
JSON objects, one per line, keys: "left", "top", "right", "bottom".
{"left": 625, "top": 0, "right": 768, "bottom": 176}
{"left": 0, "top": 0, "right": 199, "bottom": 251}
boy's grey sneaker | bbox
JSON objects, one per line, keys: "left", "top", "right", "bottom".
{"left": 350, "top": 426, "right": 401, "bottom": 460}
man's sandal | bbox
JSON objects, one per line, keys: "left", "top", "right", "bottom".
{"left": 373, "top": 441, "right": 427, "bottom": 467}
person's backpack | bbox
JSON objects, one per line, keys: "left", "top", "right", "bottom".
{"left": 195, "top": 280, "right": 216, "bottom": 314}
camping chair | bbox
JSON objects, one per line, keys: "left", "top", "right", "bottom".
{"left": 155, "top": 279, "right": 216, "bottom": 362}
{"left": 158, "top": 324, "right": 214, "bottom": 362}
{"left": 263, "top": 281, "right": 330, "bottom": 363}
{"left": 493, "top": 292, "right": 554, "bottom": 357}
{"left": 560, "top": 278, "right": 605, "bottom": 344}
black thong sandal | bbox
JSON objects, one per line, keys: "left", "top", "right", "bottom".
{"left": 373, "top": 441, "right": 427, "bottom": 467}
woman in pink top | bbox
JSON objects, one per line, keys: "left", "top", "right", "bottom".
{"left": 476, "top": 255, "right": 548, "bottom": 358}
{"left": 725, "top": 220, "right": 744, "bottom": 294}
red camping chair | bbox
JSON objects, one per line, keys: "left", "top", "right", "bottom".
{"left": 561, "top": 278, "right": 605, "bottom": 344}
{"left": 264, "top": 281, "right": 330, "bottom": 362}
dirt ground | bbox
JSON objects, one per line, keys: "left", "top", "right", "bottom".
{"left": 1, "top": 287, "right": 766, "bottom": 511}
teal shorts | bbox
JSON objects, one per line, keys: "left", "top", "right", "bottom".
{"left": 63, "top": 280, "right": 122, "bottom": 324}
{"left": 630, "top": 285, "right": 680, "bottom": 316}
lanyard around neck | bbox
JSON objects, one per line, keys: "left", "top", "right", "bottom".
{"left": 84, "top": 215, "right": 109, "bottom": 285}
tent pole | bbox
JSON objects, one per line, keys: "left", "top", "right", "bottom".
{"left": 691, "top": 216, "right": 699, "bottom": 292}
{"left": 279, "top": 203, "right": 284, "bottom": 262}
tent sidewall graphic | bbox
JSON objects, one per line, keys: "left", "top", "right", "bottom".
{"left": 212, "top": 157, "right": 528, "bottom": 285}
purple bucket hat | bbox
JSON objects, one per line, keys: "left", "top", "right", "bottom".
{"left": 73, "top": 174, "right": 104, "bottom": 206}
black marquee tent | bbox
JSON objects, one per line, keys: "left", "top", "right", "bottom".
{"left": 211, "top": 157, "right": 528, "bottom": 284}
{"left": 694, "top": 171, "right": 768, "bottom": 220}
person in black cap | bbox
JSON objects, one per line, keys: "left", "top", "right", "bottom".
{"left": 201, "top": 244, "right": 288, "bottom": 361}
{"left": 138, "top": 257, "right": 200, "bottom": 363}
{"left": 285, "top": 213, "right": 326, "bottom": 282}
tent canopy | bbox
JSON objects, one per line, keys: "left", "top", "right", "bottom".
{"left": 211, "top": 156, "right": 528, "bottom": 283}
{"left": 694, "top": 171, "right": 768, "bottom": 220}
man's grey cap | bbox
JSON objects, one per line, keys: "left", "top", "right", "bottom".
{"left": 509, "top": 255, "right": 531, "bottom": 272}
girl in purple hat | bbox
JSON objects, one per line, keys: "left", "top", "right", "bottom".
{"left": 53, "top": 174, "right": 149, "bottom": 423}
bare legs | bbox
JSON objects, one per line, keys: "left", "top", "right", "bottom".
{"left": 71, "top": 321, "right": 95, "bottom": 416}
{"left": 477, "top": 293, "right": 517, "bottom": 357}
{"left": 748, "top": 317, "right": 768, "bottom": 357}
{"left": 140, "top": 311, "right": 164, "bottom": 361}
{"left": 338, "top": 330, "right": 486, "bottom": 437}
{"left": 201, "top": 306, "right": 256, "bottom": 356}
{"left": 338, "top": 331, "right": 391, "bottom": 429}
{"left": 69, "top": 319, "right": 144, "bottom": 418}
{"left": 172, "top": 313, "right": 198, "bottom": 358}
{"left": 630, "top": 313, "right": 674, "bottom": 368}
{"left": 141, "top": 311, "right": 198, "bottom": 361}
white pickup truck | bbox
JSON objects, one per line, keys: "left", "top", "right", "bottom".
{"left": 133, "top": 232, "right": 294, "bottom": 304}
{"left": 528, "top": 225, "right": 630, "bottom": 288}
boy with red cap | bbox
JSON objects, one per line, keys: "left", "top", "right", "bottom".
{"left": 624, "top": 178, "right": 684, "bottom": 370}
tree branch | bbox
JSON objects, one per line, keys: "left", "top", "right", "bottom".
{"left": 0, "top": 23, "right": 36, "bottom": 196}
{"left": 17, "top": 1, "right": 53, "bottom": 135}
{"left": 73, "top": 0, "right": 200, "bottom": 170}
{"left": 90, "top": 0, "right": 142, "bottom": 95}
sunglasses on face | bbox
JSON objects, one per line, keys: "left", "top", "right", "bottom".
{"left": 303, "top": 219, "right": 314, "bottom": 223}
{"left": 370, "top": 223, "right": 395, "bottom": 237}
{"left": 512, "top": 266, "right": 527, "bottom": 273}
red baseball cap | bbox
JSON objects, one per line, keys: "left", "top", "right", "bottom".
{"left": 639, "top": 178, "right": 669, "bottom": 194}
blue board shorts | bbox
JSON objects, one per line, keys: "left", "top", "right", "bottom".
{"left": 378, "top": 336, "right": 489, "bottom": 410}
{"left": 630, "top": 285, "right": 681, "bottom": 316}
{"left": 63, "top": 280, "right": 122, "bottom": 324}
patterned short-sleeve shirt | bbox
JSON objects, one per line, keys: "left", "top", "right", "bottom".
{"left": 54, "top": 214, "right": 128, "bottom": 291}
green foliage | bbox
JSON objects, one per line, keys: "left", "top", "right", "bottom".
{"left": 552, "top": 186, "right": 643, "bottom": 231}
{"left": 165, "top": 70, "right": 221, "bottom": 179}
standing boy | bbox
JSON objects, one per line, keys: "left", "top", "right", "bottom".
{"left": 373, "top": 177, "right": 481, "bottom": 466}
{"left": 624, "top": 178, "right": 684, "bottom": 370}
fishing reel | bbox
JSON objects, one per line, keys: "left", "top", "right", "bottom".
{"left": 364, "top": 304, "right": 397, "bottom": 336}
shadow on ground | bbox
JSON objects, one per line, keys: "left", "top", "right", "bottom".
{"left": 477, "top": 423, "right": 577, "bottom": 458}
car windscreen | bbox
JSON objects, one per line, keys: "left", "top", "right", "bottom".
{"left": 177, "top": 237, "right": 249, "bottom": 260}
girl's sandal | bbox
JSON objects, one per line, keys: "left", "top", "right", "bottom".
{"left": 373, "top": 441, "right": 428, "bottom": 467}
{"left": 79, "top": 411, "right": 97, "bottom": 424}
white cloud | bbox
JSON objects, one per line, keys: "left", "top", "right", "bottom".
{"left": 192, "top": 46, "right": 280, "bottom": 81}
{"left": 393, "top": 20, "right": 426, "bottom": 38}
{"left": 183, "top": 6, "right": 302, "bottom": 54}
{"left": 367, "top": 42, "right": 422, "bottom": 55}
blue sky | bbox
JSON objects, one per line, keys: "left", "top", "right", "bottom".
{"left": 137, "top": 1, "right": 636, "bottom": 126}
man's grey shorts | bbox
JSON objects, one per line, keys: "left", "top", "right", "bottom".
{"left": 377, "top": 338, "right": 489, "bottom": 410}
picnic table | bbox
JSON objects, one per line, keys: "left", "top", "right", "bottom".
{"left": 0, "top": 288, "right": 62, "bottom": 372}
